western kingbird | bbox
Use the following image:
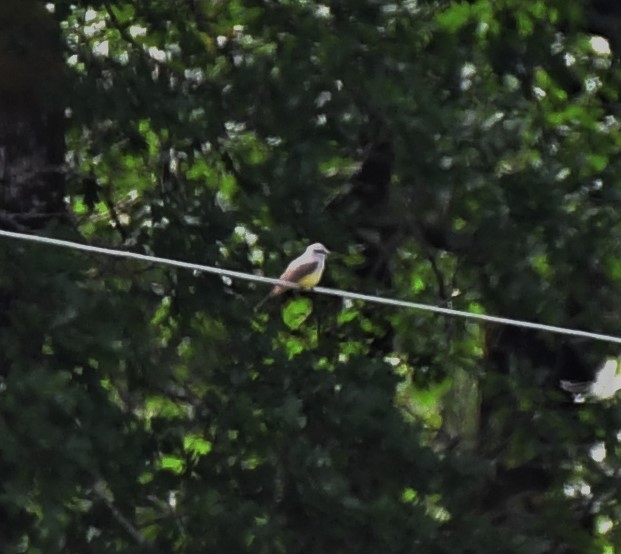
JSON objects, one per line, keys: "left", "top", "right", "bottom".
{"left": 255, "top": 243, "right": 330, "bottom": 310}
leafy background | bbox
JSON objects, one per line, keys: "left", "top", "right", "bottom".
{"left": 1, "top": 0, "right": 621, "bottom": 552}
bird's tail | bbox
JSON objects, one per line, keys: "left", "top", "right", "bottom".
{"left": 254, "top": 291, "right": 274, "bottom": 311}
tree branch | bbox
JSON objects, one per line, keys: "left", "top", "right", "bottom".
{"left": 93, "top": 483, "right": 148, "bottom": 546}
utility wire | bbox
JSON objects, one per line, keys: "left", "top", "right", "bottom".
{"left": 1, "top": 228, "right": 621, "bottom": 345}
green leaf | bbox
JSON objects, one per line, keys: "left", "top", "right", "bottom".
{"left": 183, "top": 434, "right": 213, "bottom": 457}
{"left": 159, "top": 455, "right": 185, "bottom": 474}
{"left": 282, "top": 297, "right": 312, "bottom": 329}
{"left": 110, "top": 3, "right": 136, "bottom": 24}
{"left": 587, "top": 154, "right": 608, "bottom": 172}
{"left": 435, "top": 3, "right": 471, "bottom": 32}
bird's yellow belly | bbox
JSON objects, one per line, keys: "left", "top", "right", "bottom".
{"left": 298, "top": 270, "right": 322, "bottom": 288}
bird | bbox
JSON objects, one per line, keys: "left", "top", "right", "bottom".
{"left": 561, "top": 359, "right": 621, "bottom": 400}
{"left": 254, "top": 243, "right": 330, "bottom": 310}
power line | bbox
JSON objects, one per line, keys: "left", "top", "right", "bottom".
{"left": 1, "top": 228, "right": 621, "bottom": 345}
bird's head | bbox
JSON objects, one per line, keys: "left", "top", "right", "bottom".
{"left": 307, "top": 243, "right": 330, "bottom": 257}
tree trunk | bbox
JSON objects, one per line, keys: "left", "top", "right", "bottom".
{"left": 0, "top": 0, "right": 66, "bottom": 228}
{"left": 0, "top": 2, "right": 66, "bottom": 546}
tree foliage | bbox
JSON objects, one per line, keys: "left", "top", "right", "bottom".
{"left": 1, "top": 0, "right": 621, "bottom": 552}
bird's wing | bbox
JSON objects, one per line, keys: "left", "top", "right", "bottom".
{"left": 560, "top": 380, "right": 592, "bottom": 394}
{"left": 272, "top": 260, "right": 319, "bottom": 295}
